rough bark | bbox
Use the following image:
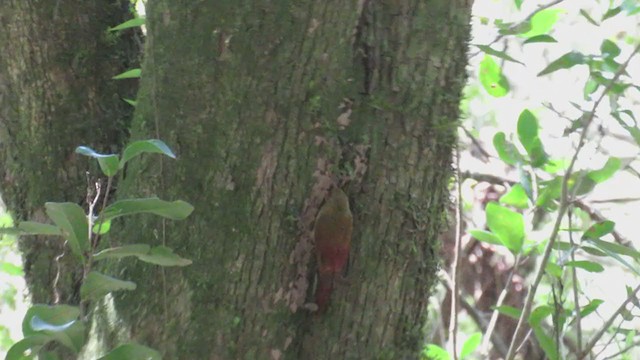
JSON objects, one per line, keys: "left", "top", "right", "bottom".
{"left": 0, "top": 1, "right": 139, "bottom": 304}
{"left": 106, "top": 1, "right": 472, "bottom": 358}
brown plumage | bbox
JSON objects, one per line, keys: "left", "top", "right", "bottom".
{"left": 313, "top": 187, "right": 353, "bottom": 313}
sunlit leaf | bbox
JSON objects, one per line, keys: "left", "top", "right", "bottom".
{"left": 468, "top": 229, "right": 502, "bottom": 246}
{"left": 529, "top": 305, "right": 553, "bottom": 326}
{"left": 422, "top": 344, "right": 450, "bottom": 360}
{"left": 517, "top": 109, "right": 548, "bottom": 167}
{"left": 112, "top": 68, "right": 141, "bottom": 80}
{"left": 520, "top": 8, "right": 563, "bottom": 38}
{"left": 479, "top": 56, "right": 510, "bottom": 97}
{"left": 108, "top": 17, "right": 145, "bottom": 32}
{"left": 499, "top": 184, "right": 529, "bottom": 209}
{"left": 460, "top": 333, "right": 482, "bottom": 359}
{"left": 486, "top": 202, "right": 525, "bottom": 253}
{"left": 545, "top": 262, "right": 563, "bottom": 278}
{"left": 493, "top": 132, "right": 523, "bottom": 166}
{"left": 587, "top": 158, "right": 621, "bottom": 183}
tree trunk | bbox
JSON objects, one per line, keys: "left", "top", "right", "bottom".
{"left": 108, "top": 1, "right": 472, "bottom": 358}
{"left": 0, "top": 1, "right": 139, "bottom": 304}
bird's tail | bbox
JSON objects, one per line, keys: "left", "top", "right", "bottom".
{"left": 315, "top": 272, "right": 335, "bottom": 313}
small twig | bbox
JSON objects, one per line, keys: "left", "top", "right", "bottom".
{"left": 439, "top": 276, "right": 509, "bottom": 358}
{"left": 505, "top": 41, "right": 640, "bottom": 360}
{"left": 577, "top": 282, "right": 640, "bottom": 359}
{"left": 480, "top": 254, "right": 521, "bottom": 356}
{"left": 448, "top": 148, "right": 463, "bottom": 360}
{"left": 52, "top": 240, "right": 68, "bottom": 304}
{"left": 568, "top": 209, "right": 582, "bottom": 354}
{"left": 461, "top": 126, "right": 492, "bottom": 161}
{"left": 601, "top": 338, "right": 640, "bottom": 360}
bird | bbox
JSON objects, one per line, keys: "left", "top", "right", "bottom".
{"left": 313, "top": 186, "right": 353, "bottom": 313}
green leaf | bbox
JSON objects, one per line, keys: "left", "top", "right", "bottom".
{"left": 475, "top": 45, "right": 524, "bottom": 65}
{"left": 93, "top": 244, "right": 151, "bottom": 261}
{"left": 587, "top": 158, "right": 621, "bottom": 183}
{"left": 486, "top": 202, "right": 525, "bottom": 253}
{"left": 112, "top": 68, "right": 141, "bottom": 80}
{"left": 22, "top": 305, "right": 80, "bottom": 336}
{"left": 532, "top": 325, "right": 559, "bottom": 360}
{"left": 80, "top": 271, "right": 136, "bottom": 301}
{"left": 120, "top": 139, "right": 176, "bottom": 168}
{"left": 101, "top": 198, "right": 194, "bottom": 221}
{"left": 602, "top": 6, "right": 622, "bottom": 20}
{"left": 18, "top": 221, "right": 62, "bottom": 236}
{"left": 493, "top": 305, "right": 521, "bottom": 319}
{"left": 422, "top": 344, "right": 450, "bottom": 360}
{"left": 5, "top": 335, "right": 51, "bottom": 360}
{"left": 75, "top": 146, "right": 119, "bottom": 177}
{"left": 564, "top": 260, "right": 604, "bottom": 273}
{"left": 578, "top": 299, "right": 604, "bottom": 318}
{"left": 600, "top": 39, "right": 621, "bottom": 59}
{"left": 529, "top": 305, "right": 553, "bottom": 326}
{"left": 588, "top": 238, "right": 640, "bottom": 260}
{"left": 479, "top": 56, "right": 510, "bottom": 97}
{"left": 536, "top": 177, "right": 562, "bottom": 208}
{"left": 580, "top": 246, "right": 607, "bottom": 257}
{"left": 45, "top": 202, "right": 89, "bottom": 261}
{"left": 545, "top": 262, "right": 563, "bottom": 278}
{"left": 92, "top": 219, "right": 111, "bottom": 235}
{"left": 122, "top": 98, "right": 137, "bottom": 107}
{"left": 98, "top": 343, "right": 161, "bottom": 360}
{"left": 517, "top": 109, "right": 548, "bottom": 167}
{"left": 499, "top": 184, "right": 530, "bottom": 209}
{"left": 460, "top": 333, "right": 482, "bottom": 359}
{"left": 493, "top": 132, "right": 523, "bottom": 166}
{"left": 520, "top": 8, "right": 563, "bottom": 38}
{"left": 579, "top": 9, "right": 599, "bottom": 26}
{"left": 0, "top": 262, "right": 24, "bottom": 276}
{"left": 538, "top": 52, "right": 587, "bottom": 76}
{"left": 523, "top": 34, "right": 557, "bottom": 44}
{"left": 468, "top": 230, "right": 503, "bottom": 246}
{"left": 21, "top": 305, "right": 85, "bottom": 353}
{"left": 583, "top": 220, "right": 615, "bottom": 240}
{"left": 514, "top": 0, "right": 523, "bottom": 10}
{"left": 108, "top": 17, "right": 145, "bottom": 32}
{"left": 137, "top": 246, "right": 192, "bottom": 267}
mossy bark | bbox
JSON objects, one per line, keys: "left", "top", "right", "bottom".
{"left": 0, "top": 1, "right": 139, "bottom": 305}
{"left": 111, "top": 0, "right": 471, "bottom": 358}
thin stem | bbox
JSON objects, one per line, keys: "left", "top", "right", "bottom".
{"left": 505, "top": 43, "right": 640, "bottom": 360}
{"left": 448, "top": 148, "right": 463, "bottom": 360}
{"left": 568, "top": 209, "right": 582, "bottom": 353}
{"left": 480, "top": 254, "right": 521, "bottom": 356}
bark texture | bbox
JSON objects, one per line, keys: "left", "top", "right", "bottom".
{"left": 105, "top": 0, "right": 472, "bottom": 358}
{"left": 0, "top": 1, "right": 139, "bottom": 304}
